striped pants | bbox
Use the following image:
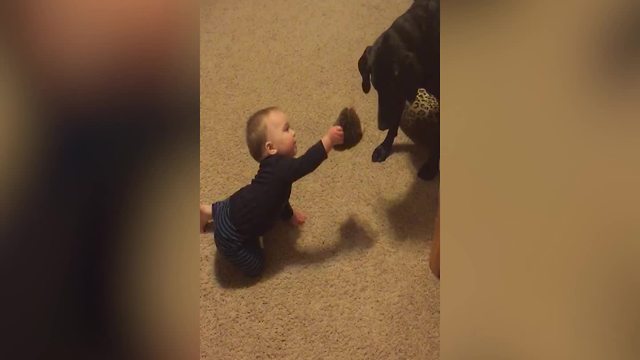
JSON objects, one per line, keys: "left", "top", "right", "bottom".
{"left": 212, "top": 199, "right": 264, "bottom": 277}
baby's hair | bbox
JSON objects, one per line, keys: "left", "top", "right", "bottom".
{"left": 246, "top": 106, "right": 279, "bottom": 162}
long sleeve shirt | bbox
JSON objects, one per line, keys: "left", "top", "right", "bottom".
{"left": 228, "top": 140, "right": 327, "bottom": 238}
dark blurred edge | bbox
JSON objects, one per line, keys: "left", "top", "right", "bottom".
{"left": 442, "top": 1, "right": 640, "bottom": 359}
{"left": 0, "top": 2, "right": 199, "bottom": 359}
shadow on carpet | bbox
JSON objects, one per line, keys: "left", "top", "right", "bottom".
{"left": 212, "top": 215, "right": 377, "bottom": 288}
{"left": 381, "top": 143, "right": 439, "bottom": 241}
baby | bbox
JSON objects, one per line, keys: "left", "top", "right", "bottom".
{"left": 200, "top": 106, "right": 344, "bottom": 276}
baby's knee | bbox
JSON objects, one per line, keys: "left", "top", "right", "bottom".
{"left": 243, "top": 261, "right": 264, "bottom": 277}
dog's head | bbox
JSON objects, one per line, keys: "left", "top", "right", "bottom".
{"left": 358, "top": 36, "right": 424, "bottom": 130}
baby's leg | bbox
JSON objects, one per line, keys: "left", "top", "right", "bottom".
{"left": 200, "top": 203, "right": 214, "bottom": 233}
{"left": 223, "top": 237, "right": 265, "bottom": 277}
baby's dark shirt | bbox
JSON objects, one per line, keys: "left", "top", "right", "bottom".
{"left": 228, "top": 141, "right": 327, "bottom": 238}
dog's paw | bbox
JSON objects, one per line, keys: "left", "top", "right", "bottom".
{"left": 372, "top": 144, "right": 391, "bottom": 162}
{"left": 418, "top": 163, "right": 438, "bottom": 181}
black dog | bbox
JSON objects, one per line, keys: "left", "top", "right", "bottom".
{"left": 358, "top": 0, "right": 439, "bottom": 180}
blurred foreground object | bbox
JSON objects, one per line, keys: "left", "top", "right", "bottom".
{"left": 0, "top": 1, "right": 199, "bottom": 359}
{"left": 430, "top": 206, "right": 440, "bottom": 279}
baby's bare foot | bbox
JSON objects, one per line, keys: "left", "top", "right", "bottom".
{"left": 200, "top": 204, "right": 213, "bottom": 233}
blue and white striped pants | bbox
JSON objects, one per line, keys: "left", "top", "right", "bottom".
{"left": 212, "top": 199, "right": 264, "bottom": 277}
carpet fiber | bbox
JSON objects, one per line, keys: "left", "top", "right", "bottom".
{"left": 200, "top": 0, "right": 439, "bottom": 358}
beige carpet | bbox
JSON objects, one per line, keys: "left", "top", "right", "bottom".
{"left": 200, "top": 0, "right": 439, "bottom": 358}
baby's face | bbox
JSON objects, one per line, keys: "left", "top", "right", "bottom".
{"left": 265, "top": 110, "right": 297, "bottom": 157}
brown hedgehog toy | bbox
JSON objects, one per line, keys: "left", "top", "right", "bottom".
{"left": 332, "top": 107, "right": 363, "bottom": 151}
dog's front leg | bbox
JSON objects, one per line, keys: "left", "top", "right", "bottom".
{"left": 417, "top": 129, "right": 440, "bottom": 180}
{"left": 372, "top": 123, "right": 399, "bottom": 162}
{"left": 418, "top": 153, "right": 439, "bottom": 180}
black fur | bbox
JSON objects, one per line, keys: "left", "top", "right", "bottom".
{"left": 358, "top": 0, "right": 439, "bottom": 180}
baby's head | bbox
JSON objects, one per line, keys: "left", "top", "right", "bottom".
{"left": 246, "top": 106, "right": 297, "bottom": 162}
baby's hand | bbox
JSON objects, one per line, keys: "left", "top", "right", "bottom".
{"left": 321, "top": 125, "right": 344, "bottom": 153}
{"left": 327, "top": 125, "right": 345, "bottom": 146}
{"left": 289, "top": 209, "right": 307, "bottom": 226}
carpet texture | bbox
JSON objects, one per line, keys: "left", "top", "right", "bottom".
{"left": 200, "top": 0, "right": 440, "bottom": 358}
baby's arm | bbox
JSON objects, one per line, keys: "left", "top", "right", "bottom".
{"left": 284, "top": 126, "right": 344, "bottom": 182}
{"left": 281, "top": 202, "right": 294, "bottom": 221}
{"left": 321, "top": 126, "right": 344, "bottom": 154}
{"left": 281, "top": 201, "right": 306, "bottom": 226}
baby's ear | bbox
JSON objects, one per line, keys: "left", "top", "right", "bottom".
{"left": 265, "top": 141, "right": 277, "bottom": 156}
{"left": 358, "top": 46, "right": 373, "bottom": 93}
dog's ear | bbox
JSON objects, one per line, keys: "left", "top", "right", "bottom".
{"left": 358, "top": 46, "right": 372, "bottom": 94}
{"left": 396, "top": 52, "right": 424, "bottom": 102}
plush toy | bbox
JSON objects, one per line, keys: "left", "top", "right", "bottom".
{"left": 399, "top": 88, "right": 439, "bottom": 146}
{"left": 333, "top": 107, "right": 363, "bottom": 151}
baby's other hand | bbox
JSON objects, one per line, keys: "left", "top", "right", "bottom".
{"left": 328, "top": 125, "right": 344, "bottom": 146}
{"left": 290, "top": 209, "right": 307, "bottom": 226}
